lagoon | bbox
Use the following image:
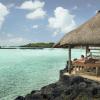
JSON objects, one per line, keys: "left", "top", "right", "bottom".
{"left": 0, "top": 48, "right": 85, "bottom": 100}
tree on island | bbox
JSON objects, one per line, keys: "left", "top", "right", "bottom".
{"left": 20, "top": 42, "right": 55, "bottom": 48}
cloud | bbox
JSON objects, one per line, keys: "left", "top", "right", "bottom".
{"left": 52, "top": 31, "right": 59, "bottom": 37}
{"left": 0, "top": 3, "right": 9, "bottom": 28}
{"left": 48, "top": 7, "right": 76, "bottom": 36}
{"left": 18, "top": 0, "right": 46, "bottom": 20}
{"left": 8, "top": 37, "right": 31, "bottom": 45}
{"left": 32, "top": 25, "right": 39, "bottom": 29}
{"left": 18, "top": 0, "right": 45, "bottom": 10}
{"left": 0, "top": 37, "right": 32, "bottom": 46}
{"left": 26, "top": 8, "right": 46, "bottom": 20}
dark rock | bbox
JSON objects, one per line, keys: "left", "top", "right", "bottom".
{"left": 54, "top": 96, "right": 63, "bottom": 100}
{"left": 52, "top": 89, "right": 61, "bottom": 98}
{"left": 41, "top": 83, "right": 57, "bottom": 95}
{"left": 85, "top": 79, "right": 94, "bottom": 85}
{"left": 59, "top": 74, "right": 70, "bottom": 84}
{"left": 78, "top": 82, "right": 87, "bottom": 90}
{"left": 70, "top": 76, "right": 84, "bottom": 85}
{"left": 69, "top": 84, "right": 80, "bottom": 100}
{"left": 25, "top": 94, "right": 33, "bottom": 100}
{"left": 31, "top": 90, "right": 37, "bottom": 94}
{"left": 64, "top": 85, "right": 74, "bottom": 95}
{"left": 92, "top": 87, "right": 98, "bottom": 96}
{"left": 15, "top": 96, "right": 25, "bottom": 100}
{"left": 25, "top": 92, "right": 43, "bottom": 100}
{"left": 41, "top": 94, "right": 48, "bottom": 99}
{"left": 15, "top": 68, "right": 100, "bottom": 100}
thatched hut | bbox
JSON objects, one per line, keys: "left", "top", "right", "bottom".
{"left": 55, "top": 11, "right": 100, "bottom": 47}
{"left": 54, "top": 11, "right": 100, "bottom": 75}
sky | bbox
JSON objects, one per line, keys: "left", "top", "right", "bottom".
{"left": 0, "top": 0, "right": 100, "bottom": 46}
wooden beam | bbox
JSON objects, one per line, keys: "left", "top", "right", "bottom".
{"left": 68, "top": 45, "right": 71, "bottom": 73}
{"left": 96, "top": 67, "right": 99, "bottom": 76}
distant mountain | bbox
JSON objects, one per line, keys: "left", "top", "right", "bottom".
{"left": 20, "top": 42, "right": 55, "bottom": 48}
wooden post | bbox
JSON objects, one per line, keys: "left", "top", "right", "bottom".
{"left": 86, "top": 45, "right": 88, "bottom": 57}
{"left": 68, "top": 45, "right": 71, "bottom": 73}
{"left": 96, "top": 67, "right": 99, "bottom": 76}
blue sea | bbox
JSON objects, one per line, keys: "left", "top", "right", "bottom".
{"left": 0, "top": 48, "right": 85, "bottom": 100}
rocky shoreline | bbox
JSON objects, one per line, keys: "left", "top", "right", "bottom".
{"left": 15, "top": 69, "right": 100, "bottom": 100}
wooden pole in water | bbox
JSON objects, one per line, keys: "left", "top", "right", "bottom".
{"left": 68, "top": 45, "right": 71, "bottom": 73}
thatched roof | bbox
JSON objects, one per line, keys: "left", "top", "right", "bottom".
{"left": 54, "top": 11, "right": 100, "bottom": 47}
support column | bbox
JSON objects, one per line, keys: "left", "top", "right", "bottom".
{"left": 96, "top": 67, "right": 99, "bottom": 76}
{"left": 86, "top": 45, "right": 88, "bottom": 57}
{"left": 68, "top": 45, "right": 71, "bottom": 73}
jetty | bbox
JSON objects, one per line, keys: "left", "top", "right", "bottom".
{"left": 54, "top": 11, "right": 100, "bottom": 81}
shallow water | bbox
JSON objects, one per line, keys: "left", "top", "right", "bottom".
{"left": 0, "top": 48, "right": 85, "bottom": 100}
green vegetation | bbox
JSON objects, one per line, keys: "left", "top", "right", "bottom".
{"left": 21, "top": 42, "right": 55, "bottom": 48}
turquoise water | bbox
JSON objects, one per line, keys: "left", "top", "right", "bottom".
{"left": 0, "top": 48, "right": 85, "bottom": 100}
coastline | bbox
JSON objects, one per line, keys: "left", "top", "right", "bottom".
{"left": 0, "top": 47, "right": 44, "bottom": 49}
{"left": 15, "top": 68, "right": 100, "bottom": 100}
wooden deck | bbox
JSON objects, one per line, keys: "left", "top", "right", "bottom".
{"left": 72, "top": 62, "right": 100, "bottom": 76}
{"left": 63, "top": 61, "right": 100, "bottom": 82}
{"left": 64, "top": 72, "right": 100, "bottom": 82}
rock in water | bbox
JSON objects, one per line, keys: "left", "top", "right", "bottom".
{"left": 15, "top": 96, "right": 25, "bottom": 100}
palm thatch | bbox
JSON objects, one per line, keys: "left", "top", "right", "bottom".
{"left": 54, "top": 11, "right": 100, "bottom": 47}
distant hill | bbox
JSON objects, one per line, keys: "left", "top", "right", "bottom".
{"left": 20, "top": 42, "right": 55, "bottom": 48}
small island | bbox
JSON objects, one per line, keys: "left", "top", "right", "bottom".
{"left": 20, "top": 42, "right": 55, "bottom": 48}
{"left": 0, "top": 42, "right": 55, "bottom": 49}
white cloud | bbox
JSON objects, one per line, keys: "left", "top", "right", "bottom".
{"left": 0, "top": 3, "right": 9, "bottom": 28}
{"left": 52, "top": 31, "right": 59, "bottom": 37}
{"left": 8, "top": 37, "right": 30, "bottom": 45}
{"left": 32, "top": 25, "right": 39, "bottom": 29}
{"left": 18, "top": 0, "right": 46, "bottom": 20}
{"left": 19, "top": 0, "right": 45, "bottom": 10}
{"left": 48, "top": 7, "right": 76, "bottom": 36}
{"left": 26, "top": 8, "right": 46, "bottom": 20}
{"left": 0, "top": 37, "right": 32, "bottom": 46}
